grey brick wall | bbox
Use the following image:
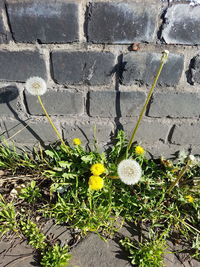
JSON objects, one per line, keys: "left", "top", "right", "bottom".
{"left": 0, "top": 0, "right": 200, "bottom": 157}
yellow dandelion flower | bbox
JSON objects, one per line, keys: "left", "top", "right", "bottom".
{"left": 88, "top": 175, "right": 104, "bottom": 190}
{"left": 90, "top": 163, "right": 105, "bottom": 176}
{"left": 185, "top": 195, "right": 194, "bottom": 203}
{"left": 135, "top": 145, "right": 145, "bottom": 155}
{"left": 73, "top": 138, "right": 81, "bottom": 146}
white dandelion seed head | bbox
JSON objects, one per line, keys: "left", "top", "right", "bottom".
{"left": 25, "top": 77, "right": 47, "bottom": 96}
{"left": 162, "top": 50, "right": 169, "bottom": 64}
{"left": 188, "top": 154, "right": 195, "bottom": 162}
{"left": 117, "top": 159, "right": 142, "bottom": 185}
{"left": 178, "top": 150, "right": 188, "bottom": 161}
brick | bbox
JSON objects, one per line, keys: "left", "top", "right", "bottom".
{"left": 162, "top": 0, "right": 198, "bottom": 2}
{"left": 189, "top": 54, "right": 200, "bottom": 85}
{"left": 0, "top": 240, "right": 40, "bottom": 267}
{"left": 191, "top": 145, "right": 200, "bottom": 156}
{"left": 122, "top": 52, "right": 184, "bottom": 86}
{"left": 171, "top": 123, "right": 200, "bottom": 145}
{"left": 0, "top": 51, "right": 46, "bottom": 82}
{"left": 6, "top": 0, "right": 79, "bottom": 43}
{"left": 42, "top": 220, "right": 71, "bottom": 247}
{"left": 68, "top": 233, "right": 132, "bottom": 267}
{"left": 51, "top": 51, "right": 115, "bottom": 86}
{"left": 89, "top": 91, "right": 146, "bottom": 118}
{"left": 121, "top": 119, "right": 170, "bottom": 143}
{"left": 148, "top": 92, "right": 200, "bottom": 118}
{"left": 1, "top": 120, "right": 59, "bottom": 144}
{"left": 162, "top": 4, "right": 200, "bottom": 45}
{"left": 143, "top": 142, "right": 190, "bottom": 160}
{"left": 25, "top": 90, "right": 84, "bottom": 115}
{"left": 0, "top": 86, "right": 21, "bottom": 116}
{"left": 87, "top": 2, "right": 158, "bottom": 44}
{"left": 62, "top": 122, "right": 113, "bottom": 146}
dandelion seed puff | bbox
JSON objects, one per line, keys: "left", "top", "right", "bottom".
{"left": 117, "top": 159, "right": 142, "bottom": 185}
{"left": 25, "top": 77, "right": 47, "bottom": 96}
{"left": 188, "top": 155, "right": 195, "bottom": 162}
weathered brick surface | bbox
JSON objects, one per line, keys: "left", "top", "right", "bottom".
{"left": 0, "top": 240, "right": 40, "bottom": 267}
{"left": 51, "top": 51, "right": 115, "bottom": 85}
{"left": 148, "top": 92, "right": 200, "bottom": 118}
{"left": 87, "top": 2, "right": 158, "bottom": 44}
{"left": 162, "top": 4, "right": 200, "bottom": 45}
{"left": 42, "top": 220, "right": 71, "bottom": 247}
{"left": 68, "top": 233, "right": 132, "bottom": 267}
{"left": 143, "top": 142, "right": 190, "bottom": 159}
{"left": 191, "top": 145, "right": 200, "bottom": 156}
{"left": 62, "top": 122, "right": 113, "bottom": 145}
{"left": 171, "top": 123, "right": 200, "bottom": 145}
{"left": 122, "top": 52, "right": 184, "bottom": 86}
{"left": 0, "top": 51, "right": 46, "bottom": 81}
{"left": 121, "top": 119, "right": 170, "bottom": 143}
{"left": 6, "top": 0, "right": 79, "bottom": 43}
{"left": 0, "top": 86, "right": 21, "bottom": 116}
{"left": 25, "top": 90, "right": 84, "bottom": 115}
{"left": 189, "top": 54, "right": 200, "bottom": 85}
{"left": 1, "top": 120, "right": 59, "bottom": 144}
{"left": 89, "top": 91, "right": 146, "bottom": 118}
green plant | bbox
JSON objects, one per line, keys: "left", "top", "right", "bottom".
{"left": 20, "top": 219, "right": 47, "bottom": 250}
{"left": 0, "top": 49, "right": 200, "bottom": 265}
{"left": 19, "top": 180, "right": 42, "bottom": 203}
{"left": 20, "top": 218, "right": 71, "bottom": 266}
{"left": 0, "top": 194, "right": 18, "bottom": 236}
{"left": 40, "top": 244, "right": 71, "bottom": 267}
{"left": 0, "top": 141, "right": 47, "bottom": 173}
{"left": 120, "top": 236, "right": 167, "bottom": 267}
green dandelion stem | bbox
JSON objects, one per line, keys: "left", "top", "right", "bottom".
{"left": 180, "top": 219, "right": 200, "bottom": 234}
{"left": 166, "top": 159, "right": 191, "bottom": 195}
{"left": 126, "top": 51, "right": 169, "bottom": 157}
{"left": 37, "top": 95, "right": 69, "bottom": 151}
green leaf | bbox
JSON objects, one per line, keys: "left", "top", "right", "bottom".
{"left": 58, "top": 161, "right": 71, "bottom": 169}
{"left": 81, "top": 155, "right": 95, "bottom": 163}
{"left": 31, "top": 180, "right": 36, "bottom": 189}
{"left": 45, "top": 150, "right": 55, "bottom": 158}
{"left": 62, "top": 173, "right": 77, "bottom": 179}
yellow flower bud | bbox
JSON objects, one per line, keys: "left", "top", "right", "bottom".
{"left": 73, "top": 138, "right": 81, "bottom": 146}
{"left": 135, "top": 145, "right": 145, "bottom": 155}
{"left": 185, "top": 195, "right": 194, "bottom": 203}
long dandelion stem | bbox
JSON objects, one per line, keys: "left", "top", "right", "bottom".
{"left": 166, "top": 159, "right": 191, "bottom": 195}
{"left": 180, "top": 219, "right": 200, "bottom": 235}
{"left": 37, "top": 95, "right": 69, "bottom": 151}
{"left": 126, "top": 51, "right": 169, "bottom": 157}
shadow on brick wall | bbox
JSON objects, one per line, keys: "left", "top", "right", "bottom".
{"left": 0, "top": 86, "right": 45, "bottom": 145}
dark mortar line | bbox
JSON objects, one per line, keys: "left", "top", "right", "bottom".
{"left": 4, "top": 1, "right": 15, "bottom": 43}
{"left": 83, "top": 3, "right": 92, "bottom": 42}
{"left": 157, "top": 6, "right": 168, "bottom": 43}
{"left": 85, "top": 91, "right": 90, "bottom": 117}
{"left": 113, "top": 54, "right": 124, "bottom": 135}
{"left": 49, "top": 52, "right": 57, "bottom": 85}
{"left": 167, "top": 124, "right": 176, "bottom": 144}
